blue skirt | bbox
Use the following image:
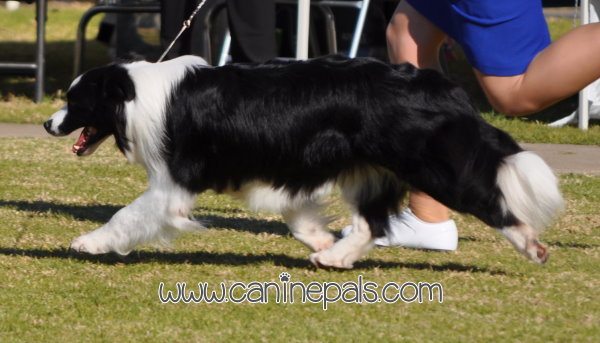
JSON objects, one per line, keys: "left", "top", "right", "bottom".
{"left": 406, "top": 0, "right": 551, "bottom": 76}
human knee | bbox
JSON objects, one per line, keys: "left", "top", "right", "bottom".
{"left": 478, "top": 75, "right": 546, "bottom": 116}
{"left": 487, "top": 94, "right": 542, "bottom": 116}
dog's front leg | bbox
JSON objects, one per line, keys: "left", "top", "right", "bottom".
{"left": 70, "top": 186, "right": 201, "bottom": 255}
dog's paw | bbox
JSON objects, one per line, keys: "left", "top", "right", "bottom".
{"left": 171, "top": 216, "right": 205, "bottom": 232}
{"left": 526, "top": 240, "right": 549, "bottom": 264}
{"left": 70, "top": 233, "right": 112, "bottom": 255}
{"left": 297, "top": 231, "right": 336, "bottom": 252}
{"left": 309, "top": 249, "right": 354, "bottom": 269}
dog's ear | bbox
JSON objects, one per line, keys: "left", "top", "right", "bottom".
{"left": 103, "top": 66, "right": 136, "bottom": 102}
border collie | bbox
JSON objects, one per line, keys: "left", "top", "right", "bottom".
{"left": 44, "top": 55, "right": 563, "bottom": 268}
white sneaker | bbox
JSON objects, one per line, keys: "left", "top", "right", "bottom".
{"left": 341, "top": 208, "right": 458, "bottom": 251}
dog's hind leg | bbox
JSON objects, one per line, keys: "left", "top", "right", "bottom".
{"left": 309, "top": 166, "right": 404, "bottom": 268}
{"left": 235, "top": 182, "right": 336, "bottom": 252}
{"left": 309, "top": 214, "right": 375, "bottom": 269}
{"left": 501, "top": 224, "right": 550, "bottom": 264}
{"left": 282, "top": 200, "right": 335, "bottom": 252}
{"left": 70, "top": 184, "right": 201, "bottom": 255}
{"left": 496, "top": 151, "right": 564, "bottom": 264}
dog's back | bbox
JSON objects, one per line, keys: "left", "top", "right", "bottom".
{"left": 163, "top": 57, "right": 482, "bottom": 187}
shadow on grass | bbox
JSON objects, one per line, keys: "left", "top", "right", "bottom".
{"left": 197, "top": 214, "right": 289, "bottom": 235}
{"left": 0, "top": 199, "right": 289, "bottom": 235}
{"left": 459, "top": 235, "right": 599, "bottom": 249}
{"left": 546, "top": 240, "right": 599, "bottom": 250}
{"left": 459, "top": 236, "right": 481, "bottom": 242}
{"left": 0, "top": 199, "right": 120, "bottom": 223}
{"left": 0, "top": 246, "right": 509, "bottom": 275}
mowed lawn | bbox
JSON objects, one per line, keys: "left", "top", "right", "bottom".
{"left": 0, "top": 137, "right": 598, "bottom": 342}
{"left": 0, "top": 2, "right": 599, "bottom": 342}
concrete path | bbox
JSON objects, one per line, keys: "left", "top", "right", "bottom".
{"left": 543, "top": 7, "right": 577, "bottom": 19}
{"left": 1, "top": 123, "right": 599, "bottom": 175}
{"left": 521, "top": 143, "right": 600, "bottom": 175}
{"left": 0, "top": 123, "right": 71, "bottom": 138}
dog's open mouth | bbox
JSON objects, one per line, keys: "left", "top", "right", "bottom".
{"left": 72, "top": 127, "right": 105, "bottom": 156}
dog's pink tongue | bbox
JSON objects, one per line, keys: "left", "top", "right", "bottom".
{"left": 72, "top": 129, "right": 88, "bottom": 153}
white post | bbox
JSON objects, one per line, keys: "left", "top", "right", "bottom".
{"left": 218, "top": 32, "right": 231, "bottom": 66}
{"left": 579, "top": 0, "right": 590, "bottom": 130}
{"left": 349, "top": 0, "right": 370, "bottom": 58}
{"left": 296, "top": 0, "right": 310, "bottom": 60}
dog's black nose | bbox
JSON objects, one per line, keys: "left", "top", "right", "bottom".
{"left": 43, "top": 120, "right": 52, "bottom": 133}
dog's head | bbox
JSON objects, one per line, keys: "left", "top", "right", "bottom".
{"left": 44, "top": 64, "right": 135, "bottom": 156}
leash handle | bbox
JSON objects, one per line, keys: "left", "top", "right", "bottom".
{"left": 157, "top": 0, "right": 208, "bottom": 62}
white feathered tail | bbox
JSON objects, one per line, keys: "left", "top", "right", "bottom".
{"left": 497, "top": 151, "right": 564, "bottom": 233}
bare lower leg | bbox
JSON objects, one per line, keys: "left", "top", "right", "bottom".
{"left": 408, "top": 191, "right": 450, "bottom": 222}
{"left": 477, "top": 23, "right": 600, "bottom": 115}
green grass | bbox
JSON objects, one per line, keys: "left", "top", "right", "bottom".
{"left": 0, "top": 136, "right": 599, "bottom": 342}
{"left": 483, "top": 113, "right": 600, "bottom": 145}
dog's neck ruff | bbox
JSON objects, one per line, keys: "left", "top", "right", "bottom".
{"left": 122, "top": 56, "right": 207, "bottom": 175}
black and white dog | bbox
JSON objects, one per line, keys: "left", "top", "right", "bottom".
{"left": 44, "top": 55, "right": 563, "bottom": 268}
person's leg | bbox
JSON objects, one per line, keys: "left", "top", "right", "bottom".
{"left": 386, "top": 0, "right": 445, "bottom": 71}
{"left": 476, "top": 23, "right": 600, "bottom": 116}
{"left": 227, "top": 0, "right": 276, "bottom": 63}
{"left": 387, "top": 0, "right": 451, "bottom": 223}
